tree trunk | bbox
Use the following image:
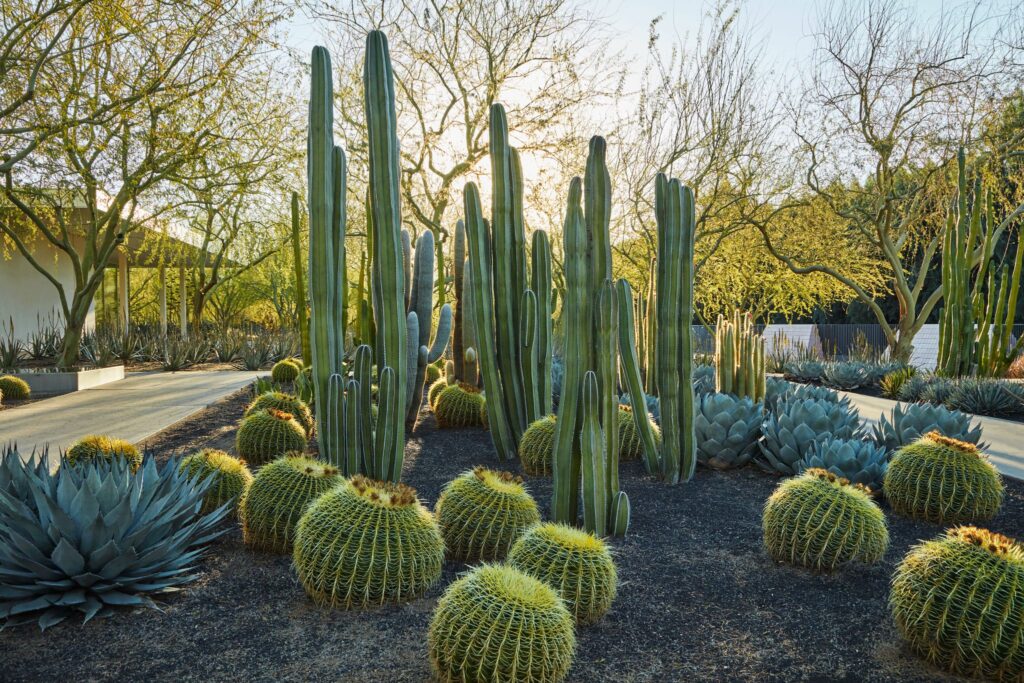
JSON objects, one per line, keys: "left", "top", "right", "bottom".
{"left": 58, "top": 320, "right": 84, "bottom": 369}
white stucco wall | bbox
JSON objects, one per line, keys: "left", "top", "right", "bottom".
{"left": 0, "top": 237, "right": 95, "bottom": 342}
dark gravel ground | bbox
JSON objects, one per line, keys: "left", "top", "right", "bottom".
{"left": 4, "top": 388, "right": 1024, "bottom": 682}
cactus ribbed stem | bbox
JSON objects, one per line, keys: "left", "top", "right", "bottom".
{"left": 616, "top": 280, "right": 660, "bottom": 473}
{"left": 290, "top": 192, "right": 310, "bottom": 366}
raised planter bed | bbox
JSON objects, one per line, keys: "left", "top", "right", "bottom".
{"left": 10, "top": 365, "right": 125, "bottom": 396}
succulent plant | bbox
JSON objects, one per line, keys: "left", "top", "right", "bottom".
{"left": 798, "top": 437, "right": 887, "bottom": 492}
{"left": 271, "top": 358, "right": 302, "bottom": 383}
{"left": 428, "top": 563, "right": 576, "bottom": 683}
{"left": 508, "top": 522, "right": 617, "bottom": 625}
{"left": 885, "top": 432, "right": 1003, "bottom": 524}
{"left": 821, "top": 361, "right": 871, "bottom": 390}
{"left": 435, "top": 467, "right": 540, "bottom": 561}
{"left": 758, "top": 397, "right": 862, "bottom": 475}
{"left": 235, "top": 408, "right": 307, "bottom": 466}
{"left": 880, "top": 366, "right": 916, "bottom": 399}
{"left": 872, "top": 402, "right": 983, "bottom": 452}
{"left": 427, "top": 376, "right": 448, "bottom": 410}
{"left": 179, "top": 449, "right": 253, "bottom": 517}
{"left": 0, "top": 449, "right": 227, "bottom": 629}
{"left": 763, "top": 376, "right": 793, "bottom": 411}
{"left": 919, "top": 377, "right": 956, "bottom": 405}
{"left": 520, "top": 415, "right": 557, "bottom": 476}
{"left": 434, "top": 382, "right": 485, "bottom": 428}
{"left": 293, "top": 475, "right": 444, "bottom": 608}
{"left": 0, "top": 375, "right": 30, "bottom": 400}
{"left": 245, "top": 391, "right": 314, "bottom": 436}
{"left": 789, "top": 383, "right": 847, "bottom": 406}
{"left": 783, "top": 360, "right": 824, "bottom": 383}
{"left": 945, "top": 378, "right": 1023, "bottom": 417}
{"left": 891, "top": 526, "right": 1024, "bottom": 681}
{"left": 618, "top": 405, "right": 661, "bottom": 461}
{"left": 692, "top": 363, "right": 716, "bottom": 394}
{"left": 896, "top": 372, "right": 931, "bottom": 402}
{"left": 66, "top": 435, "right": 143, "bottom": 472}
{"left": 762, "top": 467, "right": 888, "bottom": 571}
{"left": 425, "top": 362, "right": 441, "bottom": 386}
{"left": 238, "top": 455, "right": 341, "bottom": 553}
{"left": 694, "top": 392, "right": 762, "bottom": 469}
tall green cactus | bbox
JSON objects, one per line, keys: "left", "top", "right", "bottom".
{"left": 290, "top": 192, "right": 311, "bottom": 366}
{"left": 655, "top": 174, "right": 697, "bottom": 484}
{"left": 617, "top": 280, "right": 661, "bottom": 474}
{"left": 715, "top": 310, "right": 766, "bottom": 401}
{"left": 938, "top": 149, "right": 1024, "bottom": 378}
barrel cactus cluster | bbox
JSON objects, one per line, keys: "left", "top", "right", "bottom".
{"left": 66, "top": 435, "right": 143, "bottom": 471}
{"left": 179, "top": 448, "right": 253, "bottom": 516}
{"left": 235, "top": 408, "right": 307, "bottom": 466}
{"left": 246, "top": 391, "right": 314, "bottom": 435}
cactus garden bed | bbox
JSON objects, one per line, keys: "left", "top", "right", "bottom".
{"left": 3, "top": 392, "right": 1024, "bottom": 682}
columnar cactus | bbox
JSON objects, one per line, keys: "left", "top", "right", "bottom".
{"left": 428, "top": 564, "right": 576, "bottom": 683}
{"left": 293, "top": 475, "right": 444, "bottom": 608}
{"left": 179, "top": 449, "right": 253, "bottom": 517}
{"left": 66, "top": 435, "right": 142, "bottom": 471}
{"left": 434, "top": 467, "right": 540, "bottom": 561}
{"left": 246, "top": 391, "right": 314, "bottom": 436}
{"left": 617, "top": 405, "right": 661, "bottom": 461}
{"left": 290, "top": 192, "right": 311, "bottom": 366}
{"left": 235, "top": 408, "right": 307, "bottom": 466}
{"left": 715, "top": 310, "right": 766, "bottom": 401}
{"left": 891, "top": 526, "right": 1024, "bottom": 681}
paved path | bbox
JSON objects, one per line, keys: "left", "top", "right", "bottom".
{"left": 840, "top": 390, "right": 1024, "bottom": 481}
{"left": 0, "top": 370, "right": 261, "bottom": 455}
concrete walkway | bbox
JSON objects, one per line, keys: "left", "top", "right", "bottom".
{"left": 840, "top": 390, "right": 1024, "bottom": 481}
{"left": 0, "top": 370, "right": 261, "bottom": 455}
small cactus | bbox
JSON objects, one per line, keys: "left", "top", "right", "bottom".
{"left": 238, "top": 455, "right": 341, "bottom": 553}
{"left": 435, "top": 467, "right": 541, "bottom": 562}
{"left": 617, "top": 406, "right": 661, "bottom": 462}
{"left": 293, "top": 475, "right": 444, "bottom": 608}
{"left": 427, "top": 376, "right": 448, "bottom": 410}
{"left": 245, "top": 391, "right": 314, "bottom": 436}
{"left": 179, "top": 449, "right": 253, "bottom": 517}
{"left": 66, "top": 435, "right": 142, "bottom": 471}
{"left": 428, "top": 564, "right": 576, "bottom": 683}
{"left": 425, "top": 362, "right": 441, "bottom": 386}
{"left": 762, "top": 467, "right": 888, "bottom": 571}
{"left": 519, "top": 415, "right": 557, "bottom": 476}
{"left": 271, "top": 358, "right": 302, "bottom": 383}
{"left": 235, "top": 408, "right": 307, "bottom": 466}
{"left": 891, "top": 526, "right": 1024, "bottom": 681}
{"left": 508, "top": 522, "right": 617, "bottom": 625}
{"left": 434, "top": 382, "right": 485, "bottom": 428}
{"left": 885, "top": 431, "right": 1003, "bottom": 524}
{"left": 0, "top": 375, "right": 30, "bottom": 401}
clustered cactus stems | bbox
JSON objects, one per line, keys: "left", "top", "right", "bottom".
{"left": 520, "top": 415, "right": 557, "bottom": 475}
{"left": 508, "top": 522, "right": 618, "bottom": 625}
{"left": 758, "top": 397, "right": 861, "bottom": 475}
{"left": 271, "top": 358, "right": 302, "bottom": 383}
{"left": 434, "top": 382, "right": 485, "bottom": 428}
{"left": 938, "top": 149, "right": 1024, "bottom": 378}
{"left": 762, "top": 468, "right": 889, "bottom": 572}
{"left": 293, "top": 475, "right": 444, "bottom": 608}
{"left": 290, "top": 192, "right": 311, "bottom": 366}
{"left": 238, "top": 455, "right": 341, "bottom": 553}
{"left": 617, "top": 405, "right": 660, "bottom": 461}
{"left": 885, "top": 432, "right": 1003, "bottom": 524}
{"left": 715, "top": 310, "right": 766, "bottom": 401}
{"left": 246, "top": 391, "right": 314, "bottom": 436}
{"left": 798, "top": 437, "right": 888, "bottom": 492}
{"left": 235, "top": 408, "right": 307, "bottom": 466}
{"left": 66, "top": 435, "right": 143, "bottom": 471}
{"left": 872, "top": 402, "right": 983, "bottom": 452}
{"left": 435, "top": 467, "right": 540, "bottom": 562}
{"left": 428, "top": 563, "right": 576, "bottom": 683}
{"left": 0, "top": 450, "right": 227, "bottom": 629}
{"left": 891, "top": 526, "right": 1024, "bottom": 681}
{"left": 694, "top": 393, "right": 762, "bottom": 470}
{"left": 0, "top": 375, "right": 30, "bottom": 400}
{"left": 616, "top": 279, "right": 661, "bottom": 471}
{"left": 179, "top": 449, "right": 253, "bottom": 517}
{"left": 462, "top": 104, "right": 554, "bottom": 462}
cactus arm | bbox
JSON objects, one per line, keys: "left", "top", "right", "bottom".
{"left": 679, "top": 184, "right": 697, "bottom": 481}
{"left": 596, "top": 280, "right": 619, "bottom": 515}
{"left": 343, "top": 378, "right": 361, "bottom": 476}
{"left": 453, "top": 219, "right": 466, "bottom": 380}
{"left": 290, "top": 192, "right": 311, "bottom": 367}
{"left": 405, "top": 312, "right": 420, "bottom": 411}
{"left": 520, "top": 289, "right": 541, "bottom": 423}
{"left": 580, "top": 370, "right": 608, "bottom": 537}
{"left": 616, "top": 279, "right": 661, "bottom": 474}
{"left": 655, "top": 174, "right": 682, "bottom": 483}
{"left": 531, "top": 230, "right": 553, "bottom": 416}
{"left": 401, "top": 229, "right": 412, "bottom": 312}
{"left": 428, "top": 304, "right": 452, "bottom": 362}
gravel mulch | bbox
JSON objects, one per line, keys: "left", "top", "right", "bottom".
{"left": 3, "top": 389, "right": 1023, "bottom": 682}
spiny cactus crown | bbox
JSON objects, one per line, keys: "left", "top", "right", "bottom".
{"left": 457, "top": 381, "right": 481, "bottom": 394}
{"left": 349, "top": 474, "right": 418, "bottom": 507}
{"left": 803, "top": 467, "right": 874, "bottom": 496}
{"left": 540, "top": 521, "right": 607, "bottom": 552}
{"left": 948, "top": 525, "right": 1024, "bottom": 563}
{"left": 923, "top": 430, "right": 981, "bottom": 457}
{"left": 477, "top": 563, "right": 562, "bottom": 610}
{"left": 267, "top": 408, "right": 295, "bottom": 421}
{"left": 473, "top": 465, "right": 524, "bottom": 491}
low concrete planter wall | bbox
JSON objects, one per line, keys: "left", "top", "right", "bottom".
{"left": 12, "top": 365, "right": 125, "bottom": 396}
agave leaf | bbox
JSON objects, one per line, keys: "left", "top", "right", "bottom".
{"left": 70, "top": 572, "right": 105, "bottom": 588}
{"left": 37, "top": 607, "right": 68, "bottom": 631}
{"left": 54, "top": 589, "right": 86, "bottom": 606}
{"left": 81, "top": 595, "right": 104, "bottom": 623}
{"left": 9, "top": 594, "right": 55, "bottom": 615}
{"left": 50, "top": 538, "right": 86, "bottom": 576}
{"left": 101, "top": 494, "right": 133, "bottom": 535}
{"left": 96, "top": 547, "right": 139, "bottom": 580}
{"left": 99, "top": 590, "right": 149, "bottom": 606}
{"left": 87, "top": 539, "right": 121, "bottom": 572}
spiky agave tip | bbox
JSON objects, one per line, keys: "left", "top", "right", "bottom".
{"left": 349, "top": 474, "right": 419, "bottom": 507}
{"left": 948, "top": 525, "right": 1024, "bottom": 562}
{"left": 923, "top": 431, "right": 981, "bottom": 457}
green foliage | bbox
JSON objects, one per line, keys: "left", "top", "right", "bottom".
{"left": 885, "top": 432, "right": 1003, "bottom": 524}
{"left": 508, "top": 522, "right": 617, "bottom": 625}
{"left": 66, "top": 435, "right": 142, "bottom": 472}
{"left": 271, "top": 358, "right": 302, "bottom": 383}
{"left": 617, "top": 406, "right": 661, "bottom": 462}
{"left": 245, "top": 391, "right": 314, "bottom": 436}
{"left": 946, "top": 378, "right": 1023, "bottom": 417}
{"left": 762, "top": 468, "right": 888, "bottom": 571}
{"left": 694, "top": 392, "right": 762, "bottom": 469}
{"left": 435, "top": 467, "right": 540, "bottom": 561}
{"left": 427, "top": 376, "right": 448, "bottom": 410}
{"left": 891, "top": 526, "right": 1024, "bottom": 681}
{"left": 434, "top": 382, "right": 485, "bottom": 428}
{"left": 293, "top": 475, "right": 444, "bottom": 608}
{"left": 880, "top": 366, "right": 916, "bottom": 399}
{"left": 758, "top": 397, "right": 861, "bottom": 475}
{"left": 520, "top": 415, "right": 557, "bottom": 476}
{"left": 428, "top": 563, "right": 576, "bottom": 683}
{"left": 872, "top": 402, "right": 983, "bottom": 452}
{"left": 238, "top": 455, "right": 341, "bottom": 553}
{"left": 714, "top": 310, "right": 766, "bottom": 401}
{"left": 179, "top": 449, "right": 253, "bottom": 517}
{"left": 0, "top": 449, "right": 227, "bottom": 629}
{"left": 782, "top": 360, "right": 823, "bottom": 383}
{"left": 798, "top": 437, "right": 888, "bottom": 492}
{"left": 0, "top": 375, "right": 30, "bottom": 400}
{"left": 821, "top": 361, "right": 871, "bottom": 390}
{"left": 235, "top": 408, "right": 307, "bottom": 466}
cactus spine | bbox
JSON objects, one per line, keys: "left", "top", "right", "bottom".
{"left": 715, "top": 310, "right": 766, "bottom": 401}
{"left": 290, "top": 192, "right": 311, "bottom": 366}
